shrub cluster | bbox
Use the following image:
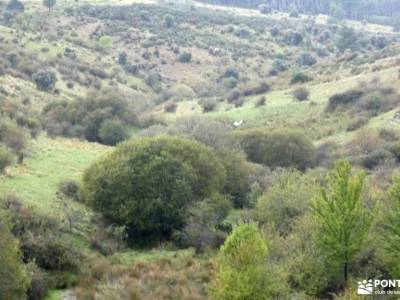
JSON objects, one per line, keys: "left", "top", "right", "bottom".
{"left": 236, "top": 128, "right": 316, "bottom": 170}
{"left": 42, "top": 89, "right": 135, "bottom": 145}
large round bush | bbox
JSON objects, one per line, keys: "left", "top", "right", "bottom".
{"left": 236, "top": 128, "right": 316, "bottom": 170}
{"left": 83, "top": 135, "right": 226, "bottom": 242}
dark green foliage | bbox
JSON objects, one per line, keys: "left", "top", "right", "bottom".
{"left": 217, "top": 149, "right": 251, "bottom": 208}
{"left": 220, "top": 67, "right": 240, "bottom": 80}
{"left": 255, "top": 96, "right": 266, "bottom": 107}
{"left": 336, "top": 26, "right": 358, "bottom": 52}
{"left": 312, "top": 161, "right": 371, "bottom": 284}
{"left": 0, "top": 146, "right": 13, "bottom": 173}
{"left": 174, "top": 195, "right": 231, "bottom": 251}
{"left": 25, "top": 237, "right": 82, "bottom": 271}
{"left": 42, "top": 89, "right": 135, "bottom": 144}
{"left": 118, "top": 52, "right": 127, "bottom": 65}
{"left": 236, "top": 128, "right": 316, "bottom": 170}
{"left": 292, "top": 87, "right": 310, "bottom": 101}
{"left": 359, "top": 149, "right": 393, "bottom": 170}
{"left": 297, "top": 53, "right": 317, "bottom": 66}
{"left": 83, "top": 135, "right": 226, "bottom": 243}
{"left": 58, "top": 179, "right": 80, "bottom": 201}
{"left": 284, "top": 30, "right": 303, "bottom": 45}
{"left": 178, "top": 51, "right": 192, "bottom": 63}
{"left": 326, "top": 89, "right": 363, "bottom": 112}
{"left": 164, "top": 14, "right": 175, "bottom": 28}
{"left": 98, "top": 119, "right": 128, "bottom": 146}
{"left": 26, "top": 262, "right": 49, "bottom": 300}
{"left": 0, "top": 120, "right": 28, "bottom": 158}
{"left": 0, "top": 216, "right": 30, "bottom": 300}
{"left": 2, "top": 198, "right": 82, "bottom": 273}
{"left": 326, "top": 83, "right": 400, "bottom": 114}
{"left": 6, "top": 0, "right": 24, "bottom": 12}
{"left": 290, "top": 72, "right": 312, "bottom": 84}
{"left": 200, "top": 98, "right": 217, "bottom": 112}
{"left": 42, "top": 0, "right": 56, "bottom": 11}
{"left": 33, "top": 70, "right": 57, "bottom": 92}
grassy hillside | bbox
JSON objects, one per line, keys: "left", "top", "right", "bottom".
{"left": 1, "top": 0, "right": 400, "bottom": 299}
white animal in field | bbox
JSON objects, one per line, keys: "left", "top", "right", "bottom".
{"left": 233, "top": 120, "right": 244, "bottom": 127}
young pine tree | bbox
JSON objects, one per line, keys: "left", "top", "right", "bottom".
{"left": 312, "top": 161, "right": 371, "bottom": 285}
{"left": 209, "top": 223, "right": 271, "bottom": 300}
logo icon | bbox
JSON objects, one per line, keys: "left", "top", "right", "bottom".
{"left": 358, "top": 279, "right": 373, "bottom": 295}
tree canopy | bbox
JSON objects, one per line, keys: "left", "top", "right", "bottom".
{"left": 83, "top": 135, "right": 226, "bottom": 243}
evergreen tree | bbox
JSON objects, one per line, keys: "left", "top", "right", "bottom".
{"left": 209, "top": 223, "right": 271, "bottom": 300}
{"left": 312, "top": 161, "right": 371, "bottom": 285}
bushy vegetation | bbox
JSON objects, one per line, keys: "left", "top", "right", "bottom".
{"left": 42, "top": 89, "right": 134, "bottom": 145}
{"left": 1, "top": 0, "right": 400, "bottom": 298}
{"left": 0, "top": 214, "right": 30, "bottom": 300}
{"left": 236, "top": 128, "right": 316, "bottom": 170}
{"left": 209, "top": 223, "right": 272, "bottom": 300}
{"left": 83, "top": 135, "right": 226, "bottom": 243}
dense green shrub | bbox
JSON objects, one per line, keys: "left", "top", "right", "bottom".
{"left": 7, "top": 0, "right": 24, "bottom": 12}
{"left": 256, "top": 169, "right": 319, "bottom": 235}
{"left": 284, "top": 30, "right": 303, "bottom": 45}
{"left": 0, "top": 216, "right": 30, "bottom": 300}
{"left": 24, "top": 236, "right": 82, "bottom": 271}
{"left": 292, "top": 87, "right": 310, "bottom": 101}
{"left": 0, "top": 120, "right": 28, "bottom": 158}
{"left": 0, "top": 146, "right": 13, "bottom": 173}
{"left": 255, "top": 96, "right": 266, "bottom": 107}
{"left": 163, "top": 14, "right": 175, "bottom": 28}
{"left": 236, "top": 128, "right": 316, "bottom": 170}
{"left": 326, "top": 89, "right": 364, "bottom": 112}
{"left": 336, "top": 26, "right": 359, "bottom": 52}
{"left": 178, "top": 51, "right": 192, "bottom": 63}
{"left": 290, "top": 72, "right": 312, "bottom": 84}
{"left": 217, "top": 149, "right": 252, "bottom": 208}
{"left": 174, "top": 195, "right": 231, "bottom": 251}
{"left": 98, "top": 119, "right": 128, "bottom": 146}
{"left": 358, "top": 149, "right": 394, "bottom": 169}
{"left": 26, "top": 262, "right": 49, "bottom": 300}
{"left": 83, "top": 135, "right": 226, "bottom": 243}
{"left": 326, "top": 83, "right": 400, "bottom": 114}
{"left": 117, "top": 52, "right": 127, "bottom": 65}
{"left": 200, "top": 98, "right": 217, "bottom": 112}
{"left": 42, "top": 89, "right": 135, "bottom": 144}
{"left": 58, "top": 179, "right": 80, "bottom": 201}
{"left": 297, "top": 53, "right": 317, "bottom": 66}
{"left": 220, "top": 67, "right": 240, "bottom": 80}
{"left": 33, "top": 70, "right": 57, "bottom": 92}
